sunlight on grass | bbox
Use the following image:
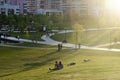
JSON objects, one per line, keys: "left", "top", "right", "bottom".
{"left": 1, "top": 47, "right": 120, "bottom": 80}
{"left": 52, "top": 29, "right": 120, "bottom": 46}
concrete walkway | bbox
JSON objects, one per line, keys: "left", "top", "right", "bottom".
{"left": 1, "top": 27, "right": 120, "bottom": 52}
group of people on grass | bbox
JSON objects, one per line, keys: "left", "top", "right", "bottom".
{"left": 49, "top": 61, "right": 63, "bottom": 71}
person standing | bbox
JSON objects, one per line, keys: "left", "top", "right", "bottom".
{"left": 78, "top": 43, "right": 81, "bottom": 49}
{"left": 58, "top": 44, "right": 61, "bottom": 51}
{"left": 17, "top": 35, "right": 20, "bottom": 40}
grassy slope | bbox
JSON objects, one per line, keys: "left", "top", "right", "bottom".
{"left": 105, "top": 44, "right": 120, "bottom": 49}
{"left": 51, "top": 30, "right": 120, "bottom": 46}
{"left": 9, "top": 42, "right": 56, "bottom": 48}
{"left": 2, "top": 32, "right": 45, "bottom": 41}
{"left": 1, "top": 47, "right": 120, "bottom": 80}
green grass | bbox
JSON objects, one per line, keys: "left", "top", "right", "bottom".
{"left": 1, "top": 47, "right": 120, "bottom": 80}
{"left": 1, "top": 29, "right": 120, "bottom": 80}
{"left": 51, "top": 29, "right": 120, "bottom": 46}
{"left": 111, "top": 44, "right": 120, "bottom": 49}
{"left": 2, "top": 32, "right": 46, "bottom": 41}
{"left": 8, "top": 42, "right": 56, "bottom": 48}
{"left": 104, "top": 44, "right": 120, "bottom": 49}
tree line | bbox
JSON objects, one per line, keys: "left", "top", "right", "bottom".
{"left": 0, "top": 14, "right": 72, "bottom": 32}
{"left": 0, "top": 13, "right": 112, "bottom": 33}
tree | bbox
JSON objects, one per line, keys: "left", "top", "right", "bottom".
{"left": 0, "top": 14, "right": 8, "bottom": 25}
{"left": 7, "top": 14, "right": 16, "bottom": 31}
{"left": 72, "top": 23, "right": 84, "bottom": 44}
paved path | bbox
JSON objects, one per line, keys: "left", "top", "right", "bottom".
{"left": 1, "top": 27, "right": 120, "bottom": 52}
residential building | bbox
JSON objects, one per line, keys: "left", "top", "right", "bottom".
{"left": 25, "top": 0, "right": 37, "bottom": 14}
{"left": 62, "top": 0, "right": 104, "bottom": 16}
{"left": 0, "top": 0, "right": 19, "bottom": 15}
{"left": 36, "top": 0, "right": 63, "bottom": 15}
{"left": 10, "top": 0, "right": 27, "bottom": 14}
{"left": 0, "top": 0, "right": 105, "bottom": 15}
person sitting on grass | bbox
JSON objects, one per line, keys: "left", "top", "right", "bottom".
{"left": 49, "top": 61, "right": 63, "bottom": 71}
{"left": 58, "top": 61, "right": 63, "bottom": 69}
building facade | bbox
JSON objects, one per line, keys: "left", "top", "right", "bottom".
{"left": 0, "top": 0, "right": 104, "bottom": 15}
{"left": 25, "top": 0, "right": 37, "bottom": 14}
{"left": 0, "top": 0, "right": 35, "bottom": 15}
{"left": 35, "top": 0, "right": 63, "bottom": 15}
{"left": 0, "top": 0, "right": 19, "bottom": 15}
{"left": 62, "top": 0, "right": 104, "bottom": 16}
{"left": 10, "top": 0, "right": 27, "bottom": 14}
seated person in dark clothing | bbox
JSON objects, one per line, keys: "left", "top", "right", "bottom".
{"left": 58, "top": 61, "right": 63, "bottom": 69}
{"left": 49, "top": 61, "right": 63, "bottom": 71}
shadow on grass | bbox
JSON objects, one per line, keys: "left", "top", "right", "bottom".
{"left": 37, "top": 50, "right": 58, "bottom": 59}
{"left": 23, "top": 58, "right": 57, "bottom": 70}
{"left": 0, "top": 51, "right": 59, "bottom": 78}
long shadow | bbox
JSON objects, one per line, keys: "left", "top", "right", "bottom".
{"left": 0, "top": 51, "right": 59, "bottom": 78}
{"left": 38, "top": 50, "right": 58, "bottom": 59}
{"left": 0, "top": 58, "right": 57, "bottom": 78}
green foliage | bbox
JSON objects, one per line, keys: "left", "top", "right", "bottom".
{"left": 1, "top": 13, "right": 119, "bottom": 32}
{"left": 0, "top": 14, "right": 8, "bottom": 25}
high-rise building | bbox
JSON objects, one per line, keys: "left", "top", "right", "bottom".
{"left": 62, "top": 0, "right": 88, "bottom": 15}
{"left": 0, "top": 0, "right": 104, "bottom": 15}
{"left": 36, "top": 0, "right": 63, "bottom": 10}
{"left": 0, "top": 0, "right": 37, "bottom": 15}
{"left": 25, "top": 0, "right": 37, "bottom": 14}
{"left": 10, "top": 0, "right": 27, "bottom": 14}
{"left": 0, "top": 0, "right": 20, "bottom": 15}
{"left": 36, "top": 0, "right": 63, "bottom": 15}
{"left": 62, "top": 0, "right": 104, "bottom": 16}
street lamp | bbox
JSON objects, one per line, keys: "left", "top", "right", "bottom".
{"left": 75, "top": 31, "right": 78, "bottom": 49}
{"left": 31, "top": 21, "right": 34, "bottom": 30}
{"left": 109, "top": 30, "right": 114, "bottom": 49}
{"left": 62, "top": 29, "right": 67, "bottom": 43}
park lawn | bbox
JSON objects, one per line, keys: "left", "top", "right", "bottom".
{"left": 1, "top": 47, "right": 120, "bottom": 80}
{"left": 51, "top": 29, "right": 120, "bottom": 46}
{"left": 104, "top": 44, "right": 120, "bottom": 49}
{"left": 8, "top": 42, "right": 57, "bottom": 48}
{"left": 2, "top": 32, "right": 46, "bottom": 41}
{"left": 111, "top": 44, "right": 120, "bottom": 49}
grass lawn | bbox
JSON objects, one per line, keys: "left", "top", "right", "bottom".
{"left": 111, "top": 44, "right": 120, "bottom": 49}
{"left": 51, "top": 29, "right": 120, "bottom": 46}
{"left": 7, "top": 42, "right": 57, "bottom": 48}
{"left": 1, "top": 32, "right": 46, "bottom": 41}
{"left": 104, "top": 44, "right": 120, "bottom": 49}
{"left": 1, "top": 47, "right": 120, "bottom": 80}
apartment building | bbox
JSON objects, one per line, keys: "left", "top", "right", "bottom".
{"left": 0, "top": 0, "right": 19, "bottom": 15}
{"left": 25, "top": 0, "right": 37, "bottom": 14}
{"left": 62, "top": 0, "right": 89, "bottom": 15}
{"left": 0, "top": 0, "right": 104, "bottom": 15}
{"left": 10, "top": 0, "right": 27, "bottom": 14}
{"left": 62, "top": 0, "right": 104, "bottom": 16}
{"left": 36, "top": 0, "right": 63, "bottom": 15}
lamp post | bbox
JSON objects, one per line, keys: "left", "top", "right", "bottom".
{"left": 109, "top": 30, "right": 114, "bottom": 49}
{"left": 64, "top": 29, "right": 66, "bottom": 40}
{"left": 31, "top": 20, "right": 34, "bottom": 43}
{"left": 31, "top": 21, "right": 34, "bottom": 30}
{"left": 109, "top": 30, "right": 111, "bottom": 49}
{"left": 75, "top": 31, "right": 78, "bottom": 49}
{"left": 63, "top": 28, "right": 67, "bottom": 43}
